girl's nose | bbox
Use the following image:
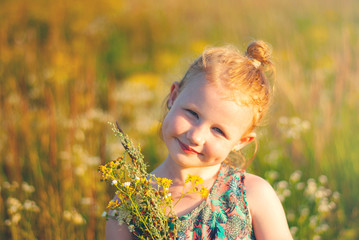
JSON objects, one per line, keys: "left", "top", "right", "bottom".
{"left": 186, "top": 125, "right": 207, "bottom": 146}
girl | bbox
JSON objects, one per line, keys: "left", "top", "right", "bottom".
{"left": 106, "top": 41, "right": 293, "bottom": 239}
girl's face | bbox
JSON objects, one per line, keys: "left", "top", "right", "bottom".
{"left": 162, "top": 72, "right": 255, "bottom": 168}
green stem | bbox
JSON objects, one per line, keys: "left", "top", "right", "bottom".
{"left": 172, "top": 184, "right": 186, "bottom": 209}
{"left": 172, "top": 181, "right": 201, "bottom": 209}
{"left": 128, "top": 191, "right": 157, "bottom": 240}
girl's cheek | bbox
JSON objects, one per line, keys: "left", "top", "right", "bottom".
{"left": 171, "top": 112, "right": 189, "bottom": 129}
{"left": 163, "top": 111, "right": 188, "bottom": 135}
{"left": 205, "top": 141, "right": 229, "bottom": 161}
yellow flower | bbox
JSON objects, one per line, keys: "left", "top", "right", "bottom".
{"left": 200, "top": 187, "right": 209, "bottom": 199}
{"left": 157, "top": 178, "right": 173, "bottom": 188}
{"left": 185, "top": 175, "right": 194, "bottom": 183}
{"left": 185, "top": 174, "right": 203, "bottom": 185}
{"left": 107, "top": 200, "right": 121, "bottom": 209}
{"left": 193, "top": 176, "right": 203, "bottom": 185}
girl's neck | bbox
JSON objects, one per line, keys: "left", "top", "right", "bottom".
{"left": 152, "top": 156, "right": 222, "bottom": 185}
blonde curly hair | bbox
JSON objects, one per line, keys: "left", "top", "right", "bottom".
{"left": 175, "top": 40, "right": 274, "bottom": 135}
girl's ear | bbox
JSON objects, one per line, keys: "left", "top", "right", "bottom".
{"left": 167, "top": 82, "right": 180, "bottom": 109}
{"left": 232, "top": 132, "right": 256, "bottom": 152}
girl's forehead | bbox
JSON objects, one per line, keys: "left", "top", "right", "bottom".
{"left": 181, "top": 73, "right": 243, "bottom": 106}
{"left": 181, "top": 71, "right": 241, "bottom": 101}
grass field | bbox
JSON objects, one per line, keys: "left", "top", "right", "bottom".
{"left": 1, "top": 0, "right": 358, "bottom": 239}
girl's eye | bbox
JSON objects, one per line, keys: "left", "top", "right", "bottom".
{"left": 213, "top": 127, "right": 225, "bottom": 136}
{"left": 186, "top": 109, "right": 199, "bottom": 119}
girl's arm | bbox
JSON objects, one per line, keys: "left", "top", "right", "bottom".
{"left": 246, "top": 173, "right": 293, "bottom": 240}
{"left": 106, "top": 217, "right": 133, "bottom": 240}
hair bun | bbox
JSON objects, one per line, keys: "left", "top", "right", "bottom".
{"left": 246, "top": 40, "right": 272, "bottom": 67}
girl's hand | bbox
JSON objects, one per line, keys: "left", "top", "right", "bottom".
{"left": 106, "top": 217, "right": 133, "bottom": 240}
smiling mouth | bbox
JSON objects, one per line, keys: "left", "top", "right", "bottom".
{"left": 177, "top": 139, "right": 201, "bottom": 155}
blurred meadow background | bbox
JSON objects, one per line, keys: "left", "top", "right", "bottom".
{"left": 1, "top": 0, "right": 358, "bottom": 239}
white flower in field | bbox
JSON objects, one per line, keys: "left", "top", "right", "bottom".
{"left": 123, "top": 182, "right": 131, "bottom": 187}
{"left": 328, "top": 201, "right": 336, "bottom": 210}
{"left": 72, "top": 211, "right": 86, "bottom": 225}
{"left": 277, "top": 180, "right": 289, "bottom": 189}
{"left": 305, "top": 178, "right": 317, "bottom": 196}
{"left": 307, "top": 178, "right": 316, "bottom": 185}
{"left": 266, "top": 170, "right": 279, "bottom": 181}
{"left": 6, "top": 197, "right": 22, "bottom": 214}
{"left": 318, "top": 198, "right": 330, "bottom": 213}
{"left": 22, "top": 182, "right": 35, "bottom": 194}
{"left": 279, "top": 116, "right": 289, "bottom": 125}
{"left": 332, "top": 191, "right": 340, "bottom": 201}
{"left": 289, "top": 226, "right": 298, "bottom": 236}
{"left": 74, "top": 165, "right": 86, "bottom": 176}
{"left": 296, "top": 182, "right": 305, "bottom": 190}
{"left": 309, "top": 215, "right": 318, "bottom": 228}
{"left": 165, "top": 193, "right": 171, "bottom": 199}
{"left": 63, "top": 210, "right": 72, "bottom": 221}
{"left": 283, "top": 189, "right": 291, "bottom": 197}
{"left": 319, "top": 200, "right": 329, "bottom": 212}
{"left": 286, "top": 129, "right": 299, "bottom": 139}
{"left": 325, "top": 188, "right": 332, "bottom": 197}
{"left": 316, "top": 223, "right": 329, "bottom": 233}
{"left": 301, "top": 120, "right": 311, "bottom": 130}
{"left": 81, "top": 197, "right": 93, "bottom": 205}
{"left": 313, "top": 235, "right": 321, "bottom": 240}
{"left": 86, "top": 156, "right": 101, "bottom": 166}
{"left": 64, "top": 209, "right": 86, "bottom": 225}
{"left": 265, "top": 150, "right": 281, "bottom": 163}
{"left": 135, "top": 177, "right": 140, "bottom": 181}
{"left": 278, "top": 116, "right": 310, "bottom": 139}
{"left": 277, "top": 193, "right": 285, "bottom": 203}
{"left": 289, "top": 170, "right": 302, "bottom": 183}
{"left": 112, "top": 180, "right": 118, "bottom": 186}
{"left": 290, "top": 117, "right": 301, "bottom": 126}
{"left": 318, "top": 175, "right": 328, "bottom": 185}
{"left": 23, "top": 200, "right": 40, "bottom": 212}
{"left": 287, "top": 211, "right": 295, "bottom": 221}
{"left": 4, "top": 219, "right": 11, "bottom": 226}
{"left": 315, "top": 186, "right": 328, "bottom": 199}
{"left": 300, "top": 207, "right": 309, "bottom": 217}
{"left": 79, "top": 117, "right": 93, "bottom": 130}
{"left": 11, "top": 213, "right": 21, "bottom": 224}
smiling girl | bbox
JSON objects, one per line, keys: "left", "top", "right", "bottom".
{"left": 106, "top": 41, "right": 293, "bottom": 240}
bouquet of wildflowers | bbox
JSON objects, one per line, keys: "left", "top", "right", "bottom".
{"left": 99, "top": 122, "right": 209, "bottom": 240}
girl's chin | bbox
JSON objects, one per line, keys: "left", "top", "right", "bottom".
{"left": 169, "top": 155, "right": 221, "bottom": 168}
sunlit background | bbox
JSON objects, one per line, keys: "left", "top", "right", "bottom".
{"left": 1, "top": 0, "right": 358, "bottom": 239}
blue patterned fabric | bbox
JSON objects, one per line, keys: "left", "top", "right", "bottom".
{"left": 177, "top": 163, "right": 256, "bottom": 240}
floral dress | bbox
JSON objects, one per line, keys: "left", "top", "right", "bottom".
{"left": 177, "top": 163, "right": 256, "bottom": 240}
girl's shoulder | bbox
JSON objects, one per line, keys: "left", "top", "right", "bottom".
{"left": 244, "top": 172, "right": 293, "bottom": 239}
{"left": 244, "top": 172, "right": 273, "bottom": 192}
{"left": 244, "top": 172, "right": 279, "bottom": 212}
